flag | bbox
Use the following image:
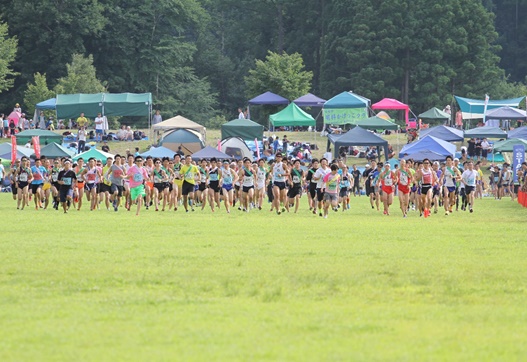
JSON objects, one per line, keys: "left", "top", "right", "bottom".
{"left": 33, "top": 136, "right": 41, "bottom": 158}
{"left": 255, "top": 138, "right": 260, "bottom": 159}
{"left": 513, "top": 144, "right": 525, "bottom": 184}
{"left": 217, "top": 139, "right": 221, "bottom": 151}
{"left": 11, "top": 135, "right": 17, "bottom": 165}
{"left": 483, "top": 94, "right": 490, "bottom": 124}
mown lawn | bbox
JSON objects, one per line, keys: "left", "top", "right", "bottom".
{"left": 0, "top": 193, "right": 525, "bottom": 361}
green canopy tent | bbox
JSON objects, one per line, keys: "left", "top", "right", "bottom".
{"left": 221, "top": 119, "right": 264, "bottom": 141}
{"left": 418, "top": 107, "right": 451, "bottom": 123}
{"left": 269, "top": 103, "right": 316, "bottom": 128}
{"left": 492, "top": 138, "right": 527, "bottom": 153}
{"left": 353, "top": 116, "right": 399, "bottom": 131}
{"left": 73, "top": 148, "right": 115, "bottom": 164}
{"left": 16, "top": 129, "right": 63, "bottom": 146}
{"left": 56, "top": 93, "right": 104, "bottom": 119}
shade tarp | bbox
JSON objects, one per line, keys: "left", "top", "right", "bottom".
{"left": 492, "top": 138, "right": 527, "bottom": 152}
{"left": 372, "top": 98, "right": 410, "bottom": 124}
{"left": 464, "top": 126, "right": 508, "bottom": 139}
{"left": 140, "top": 146, "right": 177, "bottom": 159}
{"left": 455, "top": 96, "right": 525, "bottom": 119}
{"left": 103, "top": 93, "right": 152, "bottom": 116}
{"left": 328, "top": 126, "right": 388, "bottom": 161}
{"left": 293, "top": 93, "right": 326, "bottom": 107}
{"left": 248, "top": 91, "right": 289, "bottom": 105}
{"left": 402, "top": 150, "right": 447, "bottom": 162}
{"left": 16, "top": 129, "right": 63, "bottom": 146}
{"left": 32, "top": 142, "right": 74, "bottom": 159}
{"left": 353, "top": 116, "right": 398, "bottom": 131}
{"left": 73, "top": 148, "right": 114, "bottom": 163}
{"left": 484, "top": 106, "right": 527, "bottom": 120}
{"left": 419, "top": 125, "right": 464, "bottom": 142}
{"left": 160, "top": 129, "right": 205, "bottom": 155}
{"left": 221, "top": 119, "right": 264, "bottom": 141}
{"left": 36, "top": 98, "right": 56, "bottom": 110}
{"left": 399, "top": 135, "right": 456, "bottom": 159}
{"left": 0, "top": 143, "right": 33, "bottom": 160}
{"left": 508, "top": 126, "right": 527, "bottom": 139}
{"left": 269, "top": 103, "right": 316, "bottom": 127}
{"left": 56, "top": 93, "right": 104, "bottom": 119}
{"left": 191, "top": 146, "right": 233, "bottom": 161}
{"left": 418, "top": 107, "right": 450, "bottom": 120}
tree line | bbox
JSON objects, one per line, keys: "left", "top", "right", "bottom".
{"left": 0, "top": 0, "right": 525, "bottom": 128}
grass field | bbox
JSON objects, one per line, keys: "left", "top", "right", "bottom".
{"left": 1, "top": 192, "right": 526, "bottom": 361}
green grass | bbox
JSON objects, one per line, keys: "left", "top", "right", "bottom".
{"left": 1, "top": 193, "right": 526, "bottom": 361}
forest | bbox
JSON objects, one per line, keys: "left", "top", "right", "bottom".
{"left": 0, "top": 0, "right": 526, "bottom": 127}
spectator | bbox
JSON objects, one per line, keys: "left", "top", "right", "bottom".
{"left": 47, "top": 117, "right": 55, "bottom": 130}
{"left": 77, "top": 127, "right": 87, "bottom": 154}
{"left": 68, "top": 119, "right": 73, "bottom": 129}
{"left": 58, "top": 119, "right": 65, "bottom": 130}
{"left": 282, "top": 135, "right": 289, "bottom": 155}
{"left": 76, "top": 113, "right": 88, "bottom": 129}
{"left": 1, "top": 114, "right": 7, "bottom": 138}
{"left": 101, "top": 141, "right": 110, "bottom": 153}
{"left": 238, "top": 108, "right": 245, "bottom": 119}
{"left": 125, "top": 126, "right": 134, "bottom": 141}
{"left": 39, "top": 111, "right": 46, "bottom": 129}
{"left": 117, "top": 125, "right": 127, "bottom": 141}
{"left": 153, "top": 110, "right": 162, "bottom": 125}
{"left": 134, "top": 147, "right": 140, "bottom": 156}
{"left": 14, "top": 103, "right": 22, "bottom": 113}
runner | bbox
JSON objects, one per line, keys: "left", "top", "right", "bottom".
{"left": 351, "top": 164, "right": 361, "bottom": 197}
{"left": 172, "top": 154, "right": 183, "bottom": 210}
{"left": 197, "top": 159, "right": 208, "bottom": 210}
{"left": 397, "top": 159, "right": 412, "bottom": 217}
{"left": 30, "top": 158, "right": 48, "bottom": 210}
{"left": 272, "top": 152, "right": 289, "bottom": 215}
{"left": 377, "top": 163, "right": 396, "bottom": 215}
{"left": 441, "top": 156, "right": 461, "bottom": 215}
{"left": 306, "top": 159, "right": 319, "bottom": 212}
{"left": 74, "top": 158, "right": 86, "bottom": 211}
{"left": 338, "top": 165, "right": 352, "bottom": 211}
{"left": 288, "top": 159, "right": 304, "bottom": 213}
{"left": 219, "top": 159, "right": 238, "bottom": 213}
{"left": 9, "top": 159, "right": 21, "bottom": 202}
{"left": 414, "top": 158, "right": 438, "bottom": 218}
{"left": 322, "top": 163, "right": 340, "bottom": 218}
{"left": 85, "top": 157, "right": 102, "bottom": 211}
{"left": 313, "top": 158, "right": 330, "bottom": 217}
{"left": 461, "top": 161, "right": 478, "bottom": 213}
{"left": 100, "top": 157, "right": 113, "bottom": 211}
{"left": 499, "top": 163, "right": 513, "bottom": 199}
{"left": 431, "top": 161, "right": 442, "bottom": 214}
{"left": 15, "top": 157, "right": 32, "bottom": 210}
{"left": 41, "top": 158, "right": 52, "bottom": 209}
{"left": 107, "top": 154, "right": 126, "bottom": 211}
{"left": 255, "top": 158, "right": 267, "bottom": 210}
{"left": 239, "top": 157, "right": 256, "bottom": 212}
{"left": 150, "top": 157, "right": 169, "bottom": 211}
{"left": 50, "top": 159, "right": 62, "bottom": 210}
{"left": 57, "top": 160, "right": 76, "bottom": 213}
{"left": 126, "top": 156, "right": 149, "bottom": 216}
{"left": 180, "top": 155, "right": 200, "bottom": 213}
{"left": 363, "top": 161, "right": 378, "bottom": 210}
{"left": 207, "top": 158, "right": 221, "bottom": 212}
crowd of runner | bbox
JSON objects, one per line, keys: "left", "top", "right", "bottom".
{"left": 7, "top": 152, "right": 527, "bottom": 217}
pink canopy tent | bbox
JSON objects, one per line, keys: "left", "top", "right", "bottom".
{"left": 372, "top": 98, "right": 410, "bottom": 126}
{"left": 7, "top": 111, "right": 21, "bottom": 126}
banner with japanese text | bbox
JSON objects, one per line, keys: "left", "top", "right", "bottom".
{"left": 323, "top": 108, "right": 368, "bottom": 125}
{"left": 513, "top": 144, "right": 524, "bottom": 183}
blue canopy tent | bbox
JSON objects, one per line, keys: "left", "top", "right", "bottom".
{"left": 191, "top": 146, "right": 233, "bottom": 161}
{"left": 293, "top": 93, "right": 326, "bottom": 107}
{"left": 464, "top": 126, "right": 508, "bottom": 139}
{"left": 419, "top": 125, "right": 464, "bottom": 142}
{"left": 399, "top": 135, "right": 456, "bottom": 159}
{"left": 323, "top": 91, "right": 370, "bottom": 126}
{"left": 328, "top": 126, "right": 389, "bottom": 161}
{"left": 508, "top": 126, "right": 527, "bottom": 139}
{"left": 248, "top": 91, "right": 289, "bottom": 105}
{"left": 140, "top": 146, "right": 177, "bottom": 159}
{"left": 484, "top": 106, "right": 527, "bottom": 129}
{"left": 402, "top": 150, "right": 447, "bottom": 162}
{"left": 36, "top": 98, "right": 56, "bottom": 110}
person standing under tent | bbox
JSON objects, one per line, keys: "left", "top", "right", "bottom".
{"left": 94, "top": 113, "right": 105, "bottom": 142}
{"left": 76, "top": 112, "right": 88, "bottom": 130}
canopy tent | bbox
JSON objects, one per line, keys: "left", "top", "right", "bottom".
{"left": 353, "top": 116, "right": 398, "bottom": 131}
{"left": 419, "top": 125, "right": 464, "bottom": 142}
{"left": 402, "top": 150, "right": 447, "bottom": 162}
{"left": 248, "top": 91, "right": 289, "bottom": 105}
{"left": 32, "top": 142, "right": 74, "bottom": 159}
{"left": 418, "top": 107, "right": 450, "bottom": 122}
{"left": 55, "top": 92, "right": 152, "bottom": 119}
{"left": 104, "top": 93, "right": 152, "bottom": 117}
{"left": 221, "top": 119, "right": 264, "bottom": 141}
{"left": 293, "top": 93, "right": 326, "bottom": 107}
{"left": 269, "top": 103, "right": 316, "bottom": 127}
{"left": 73, "top": 148, "right": 114, "bottom": 163}
{"left": 36, "top": 98, "right": 56, "bottom": 110}
{"left": 191, "top": 146, "right": 233, "bottom": 161}
{"left": 485, "top": 106, "right": 527, "bottom": 120}
{"left": 323, "top": 91, "right": 369, "bottom": 125}
{"left": 328, "top": 126, "right": 388, "bottom": 161}
{"left": 140, "top": 146, "right": 177, "bottom": 159}
{"left": 492, "top": 138, "right": 527, "bottom": 153}
{"left": 508, "top": 126, "right": 527, "bottom": 139}
{"left": 16, "top": 129, "right": 63, "bottom": 146}
{"left": 399, "top": 135, "right": 456, "bottom": 159}
{"left": 7, "top": 111, "right": 21, "bottom": 127}
{"left": 159, "top": 128, "right": 204, "bottom": 155}
{"left": 464, "top": 126, "right": 507, "bottom": 139}
{"left": 454, "top": 96, "right": 525, "bottom": 119}
{"left": 152, "top": 115, "right": 206, "bottom": 141}
{"left": 371, "top": 98, "right": 410, "bottom": 125}
{"left": 220, "top": 137, "right": 253, "bottom": 160}
{"left": 0, "top": 143, "right": 33, "bottom": 160}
